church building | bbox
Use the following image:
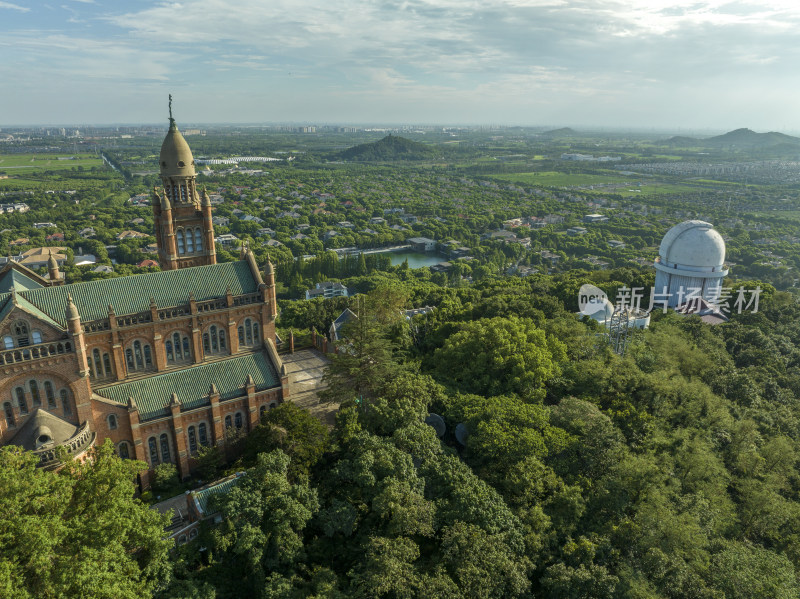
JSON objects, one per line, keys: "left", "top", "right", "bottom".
{"left": 0, "top": 109, "right": 288, "bottom": 487}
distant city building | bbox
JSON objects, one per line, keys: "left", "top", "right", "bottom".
{"left": 306, "top": 281, "right": 349, "bottom": 300}
{"left": 583, "top": 214, "right": 609, "bottom": 223}
{"left": 408, "top": 237, "right": 437, "bottom": 252}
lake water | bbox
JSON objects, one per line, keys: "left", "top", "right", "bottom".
{"left": 386, "top": 250, "right": 443, "bottom": 269}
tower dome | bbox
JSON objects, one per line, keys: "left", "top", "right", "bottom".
{"left": 159, "top": 119, "right": 195, "bottom": 178}
{"left": 654, "top": 220, "right": 728, "bottom": 308}
{"left": 658, "top": 220, "right": 725, "bottom": 269}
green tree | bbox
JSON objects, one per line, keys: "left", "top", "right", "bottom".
{"left": 432, "top": 316, "right": 566, "bottom": 401}
{"left": 242, "top": 402, "right": 329, "bottom": 478}
{"left": 0, "top": 441, "right": 171, "bottom": 599}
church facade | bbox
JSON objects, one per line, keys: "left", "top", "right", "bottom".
{"left": 0, "top": 113, "right": 287, "bottom": 487}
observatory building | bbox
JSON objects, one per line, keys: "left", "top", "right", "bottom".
{"left": 654, "top": 220, "right": 728, "bottom": 308}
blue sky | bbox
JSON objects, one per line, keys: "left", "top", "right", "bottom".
{"left": 2, "top": 0, "right": 800, "bottom": 129}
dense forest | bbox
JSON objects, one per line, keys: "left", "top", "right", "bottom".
{"left": 5, "top": 266, "right": 800, "bottom": 598}
{"left": 164, "top": 274, "right": 800, "bottom": 598}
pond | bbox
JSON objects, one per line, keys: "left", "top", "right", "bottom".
{"left": 386, "top": 250, "right": 443, "bottom": 269}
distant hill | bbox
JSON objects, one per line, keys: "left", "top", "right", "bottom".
{"left": 541, "top": 127, "right": 577, "bottom": 138}
{"left": 705, "top": 128, "right": 800, "bottom": 147}
{"left": 339, "top": 135, "right": 435, "bottom": 161}
{"left": 662, "top": 135, "right": 700, "bottom": 146}
{"left": 662, "top": 128, "right": 800, "bottom": 148}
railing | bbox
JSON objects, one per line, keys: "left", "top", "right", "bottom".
{"left": 118, "top": 311, "right": 152, "bottom": 327}
{"left": 196, "top": 298, "right": 227, "bottom": 313}
{"left": 233, "top": 293, "right": 261, "bottom": 307}
{"left": 159, "top": 307, "right": 188, "bottom": 320}
{"left": 82, "top": 293, "right": 260, "bottom": 331}
{"left": 0, "top": 340, "right": 72, "bottom": 365}
{"left": 36, "top": 422, "right": 96, "bottom": 470}
{"left": 84, "top": 319, "right": 111, "bottom": 333}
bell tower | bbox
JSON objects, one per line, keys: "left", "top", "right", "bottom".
{"left": 153, "top": 95, "right": 216, "bottom": 270}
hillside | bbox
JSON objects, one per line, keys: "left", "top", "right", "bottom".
{"left": 663, "top": 128, "right": 800, "bottom": 148}
{"left": 706, "top": 127, "right": 800, "bottom": 147}
{"left": 338, "top": 134, "right": 435, "bottom": 161}
{"left": 541, "top": 127, "right": 577, "bottom": 137}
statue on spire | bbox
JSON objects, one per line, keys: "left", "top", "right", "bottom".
{"left": 168, "top": 94, "right": 175, "bottom": 127}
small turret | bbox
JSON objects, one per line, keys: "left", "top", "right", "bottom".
{"left": 264, "top": 257, "right": 275, "bottom": 287}
{"left": 47, "top": 251, "right": 60, "bottom": 282}
{"left": 66, "top": 293, "right": 80, "bottom": 322}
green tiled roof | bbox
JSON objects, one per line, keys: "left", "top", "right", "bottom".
{"left": 192, "top": 475, "right": 241, "bottom": 515}
{"left": 0, "top": 292, "right": 63, "bottom": 330}
{"left": 95, "top": 352, "right": 279, "bottom": 420}
{"left": 8, "top": 261, "right": 257, "bottom": 327}
{"left": 0, "top": 268, "right": 44, "bottom": 293}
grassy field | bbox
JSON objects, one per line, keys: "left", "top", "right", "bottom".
{"left": 490, "top": 170, "right": 632, "bottom": 187}
{"left": 489, "top": 170, "right": 708, "bottom": 197}
{"left": 0, "top": 153, "right": 105, "bottom": 173}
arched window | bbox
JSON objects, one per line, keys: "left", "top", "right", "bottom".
{"left": 210, "top": 325, "right": 219, "bottom": 352}
{"left": 133, "top": 341, "right": 144, "bottom": 369}
{"left": 118, "top": 442, "right": 130, "bottom": 459}
{"left": 15, "top": 388, "right": 26, "bottom": 412}
{"left": 108, "top": 414, "right": 118, "bottom": 430}
{"left": 3, "top": 402, "right": 14, "bottom": 427}
{"left": 187, "top": 426, "right": 197, "bottom": 454}
{"left": 103, "top": 353, "right": 112, "bottom": 376}
{"left": 237, "top": 318, "right": 258, "bottom": 347}
{"left": 60, "top": 389, "right": 71, "bottom": 415}
{"left": 269, "top": 401, "right": 278, "bottom": 410}
{"left": 218, "top": 329, "right": 226, "bottom": 350}
{"left": 13, "top": 321, "right": 29, "bottom": 347}
{"left": 165, "top": 340, "right": 173, "bottom": 362}
{"left": 224, "top": 415, "right": 232, "bottom": 429}
{"left": 259, "top": 405, "right": 267, "bottom": 419}
{"left": 173, "top": 333, "right": 182, "bottom": 360}
{"left": 92, "top": 348, "right": 102, "bottom": 378}
{"left": 27, "top": 381, "right": 38, "bottom": 409}
{"left": 2, "top": 335, "right": 13, "bottom": 349}
{"left": 148, "top": 437, "right": 159, "bottom": 465}
{"left": 198, "top": 422, "right": 208, "bottom": 446}
{"left": 129, "top": 342, "right": 152, "bottom": 371}
{"left": 182, "top": 336, "right": 190, "bottom": 358}
{"left": 159, "top": 434, "right": 171, "bottom": 463}
{"left": 195, "top": 228, "right": 203, "bottom": 252}
{"left": 234, "top": 412, "right": 243, "bottom": 429}
{"left": 31, "top": 331, "right": 42, "bottom": 344}
{"left": 44, "top": 381, "right": 55, "bottom": 408}
{"left": 205, "top": 325, "right": 225, "bottom": 355}
{"left": 186, "top": 229, "right": 194, "bottom": 253}
{"left": 177, "top": 229, "right": 185, "bottom": 254}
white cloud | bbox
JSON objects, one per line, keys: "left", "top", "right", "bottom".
{"left": 0, "top": 1, "right": 30, "bottom": 11}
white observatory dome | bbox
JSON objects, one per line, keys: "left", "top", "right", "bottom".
{"left": 653, "top": 220, "right": 728, "bottom": 308}
{"left": 658, "top": 220, "right": 725, "bottom": 269}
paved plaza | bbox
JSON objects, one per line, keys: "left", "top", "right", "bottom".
{"left": 281, "top": 348, "right": 337, "bottom": 426}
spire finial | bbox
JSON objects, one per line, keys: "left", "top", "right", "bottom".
{"left": 168, "top": 94, "right": 175, "bottom": 128}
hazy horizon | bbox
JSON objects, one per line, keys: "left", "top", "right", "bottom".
{"left": 3, "top": 0, "right": 800, "bottom": 130}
